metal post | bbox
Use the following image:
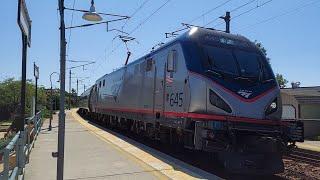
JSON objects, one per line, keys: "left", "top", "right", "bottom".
{"left": 76, "top": 79, "right": 78, "bottom": 96}
{"left": 18, "top": 34, "right": 27, "bottom": 175}
{"left": 76, "top": 79, "right": 79, "bottom": 106}
{"left": 69, "top": 69, "right": 71, "bottom": 110}
{"left": 49, "top": 74, "right": 53, "bottom": 131}
{"left": 49, "top": 72, "right": 58, "bottom": 131}
{"left": 18, "top": 131, "right": 25, "bottom": 175}
{"left": 19, "top": 34, "right": 27, "bottom": 132}
{"left": 3, "top": 148, "right": 9, "bottom": 179}
{"left": 57, "top": 0, "right": 66, "bottom": 179}
{"left": 219, "top": 11, "right": 231, "bottom": 33}
{"left": 34, "top": 62, "right": 38, "bottom": 114}
{"left": 84, "top": 84, "right": 86, "bottom": 93}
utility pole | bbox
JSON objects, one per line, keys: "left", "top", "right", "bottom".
{"left": 57, "top": 0, "right": 66, "bottom": 179}
{"left": 55, "top": 3, "right": 128, "bottom": 179}
{"left": 69, "top": 69, "right": 71, "bottom": 110}
{"left": 84, "top": 84, "right": 86, "bottom": 93}
{"left": 220, "top": 11, "right": 231, "bottom": 33}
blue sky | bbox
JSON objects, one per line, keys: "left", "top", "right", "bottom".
{"left": 1, "top": 0, "right": 319, "bottom": 93}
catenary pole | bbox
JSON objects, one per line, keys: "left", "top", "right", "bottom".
{"left": 57, "top": 0, "right": 66, "bottom": 179}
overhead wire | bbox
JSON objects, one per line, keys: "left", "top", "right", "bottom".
{"left": 66, "top": 0, "right": 76, "bottom": 57}
{"left": 188, "top": 0, "right": 232, "bottom": 24}
{"left": 167, "top": 0, "right": 258, "bottom": 36}
{"left": 210, "top": 0, "right": 273, "bottom": 28}
{"left": 133, "top": 0, "right": 235, "bottom": 59}
{"left": 165, "top": 0, "right": 233, "bottom": 37}
{"left": 236, "top": 0, "right": 320, "bottom": 32}
{"left": 105, "top": 0, "right": 172, "bottom": 61}
{"left": 232, "top": 0, "right": 273, "bottom": 20}
{"left": 121, "top": 0, "right": 152, "bottom": 31}
{"left": 128, "top": 0, "right": 172, "bottom": 35}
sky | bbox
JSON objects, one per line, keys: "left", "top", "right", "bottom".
{"left": 1, "top": 0, "right": 320, "bottom": 94}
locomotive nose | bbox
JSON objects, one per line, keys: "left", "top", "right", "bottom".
{"left": 207, "top": 86, "right": 281, "bottom": 120}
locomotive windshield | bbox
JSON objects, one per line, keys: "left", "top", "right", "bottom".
{"left": 202, "top": 45, "right": 274, "bottom": 82}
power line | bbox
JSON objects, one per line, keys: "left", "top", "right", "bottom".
{"left": 165, "top": 1, "right": 233, "bottom": 38}
{"left": 167, "top": 0, "right": 257, "bottom": 36}
{"left": 204, "top": 0, "right": 258, "bottom": 27}
{"left": 121, "top": 0, "right": 152, "bottom": 30}
{"left": 229, "top": 0, "right": 256, "bottom": 13}
{"left": 232, "top": 0, "right": 273, "bottom": 20}
{"left": 129, "top": 0, "right": 172, "bottom": 35}
{"left": 188, "top": 0, "right": 232, "bottom": 24}
{"left": 209, "top": 0, "right": 273, "bottom": 28}
{"left": 105, "top": 0, "right": 172, "bottom": 61}
{"left": 67, "top": 0, "right": 76, "bottom": 56}
{"left": 236, "top": 0, "right": 320, "bottom": 31}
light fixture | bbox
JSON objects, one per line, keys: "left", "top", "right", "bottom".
{"left": 188, "top": 27, "right": 198, "bottom": 36}
{"left": 82, "top": 0, "right": 103, "bottom": 22}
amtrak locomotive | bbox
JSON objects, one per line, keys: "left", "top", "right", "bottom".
{"left": 79, "top": 27, "right": 304, "bottom": 174}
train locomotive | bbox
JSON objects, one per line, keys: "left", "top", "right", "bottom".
{"left": 79, "top": 27, "right": 304, "bottom": 174}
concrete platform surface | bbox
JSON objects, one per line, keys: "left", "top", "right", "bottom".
{"left": 24, "top": 110, "right": 220, "bottom": 180}
{"left": 297, "top": 140, "right": 320, "bottom": 152}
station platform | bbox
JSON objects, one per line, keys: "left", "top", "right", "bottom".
{"left": 24, "top": 110, "right": 219, "bottom": 180}
{"left": 297, "top": 140, "right": 320, "bottom": 152}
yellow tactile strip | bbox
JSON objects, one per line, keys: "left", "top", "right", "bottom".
{"left": 296, "top": 142, "right": 320, "bottom": 152}
{"left": 70, "top": 109, "right": 220, "bottom": 180}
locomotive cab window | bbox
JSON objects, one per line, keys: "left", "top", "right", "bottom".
{"left": 167, "top": 50, "right": 177, "bottom": 72}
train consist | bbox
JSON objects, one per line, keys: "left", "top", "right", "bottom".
{"left": 78, "top": 27, "right": 304, "bottom": 174}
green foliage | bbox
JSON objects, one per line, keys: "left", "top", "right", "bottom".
{"left": 254, "top": 40, "right": 270, "bottom": 63}
{"left": 255, "top": 40, "right": 290, "bottom": 88}
{"left": 0, "top": 78, "right": 48, "bottom": 118}
{"left": 275, "top": 73, "right": 288, "bottom": 88}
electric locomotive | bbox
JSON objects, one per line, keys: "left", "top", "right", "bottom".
{"left": 82, "top": 27, "right": 304, "bottom": 174}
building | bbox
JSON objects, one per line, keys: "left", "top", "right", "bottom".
{"left": 281, "top": 86, "right": 320, "bottom": 138}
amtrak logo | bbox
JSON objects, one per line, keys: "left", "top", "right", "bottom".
{"left": 237, "top": 90, "right": 253, "bottom": 99}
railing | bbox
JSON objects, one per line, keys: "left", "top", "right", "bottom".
{"left": 0, "top": 111, "right": 42, "bottom": 180}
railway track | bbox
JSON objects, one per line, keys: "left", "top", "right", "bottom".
{"left": 284, "top": 148, "right": 320, "bottom": 166}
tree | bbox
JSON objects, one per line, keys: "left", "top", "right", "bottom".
{"left": 254, "top": 40, "right": 270, "bottom": 63}
{"left": 0, "top": 78, "right": 48, "bottom": 120}
{"left": 254, "top": 40, "right": 289, "bottom": 88}
{"left": 275, "top": 73, "right": 288, "bottom": 88}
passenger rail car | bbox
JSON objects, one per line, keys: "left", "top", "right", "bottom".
{"left": 81, "top": 27, "right": 304, "bottom": 174}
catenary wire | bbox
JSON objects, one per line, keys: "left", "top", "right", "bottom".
{"left": 210, "top": 0, "right": 273, "bottom": 28}
{"left": 121, "top": 0, "right": 152, "bottom": 30}
{"left": 236, "top": 0, "right": 320, "bottom": 32}
{"left": 105, "top": 0, "right": 172, "bottom": 61}
{"left": 66, "top": 0, "right": 76, "bottom": 57}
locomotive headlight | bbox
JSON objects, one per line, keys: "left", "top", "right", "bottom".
{"left": 265, "top": 98, "right": 278, "bottom": 115}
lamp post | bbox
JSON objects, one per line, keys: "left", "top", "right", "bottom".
{"left": 34, "top": 62, "right": 39, "bottom": 114}
{"left": 49, "top": 72, "right": 59, "bottom": 131}
{"left": 56, "top": 1, "right": 128, "bottom": 179}
{"left": 56, "top": 1, "right": 100, "bottom": 179}
{"left": 68, "top": 62, "right": 95, "bottom": 110}
{"left": 57, "top": 1, "right": 67, "bottom": 180}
